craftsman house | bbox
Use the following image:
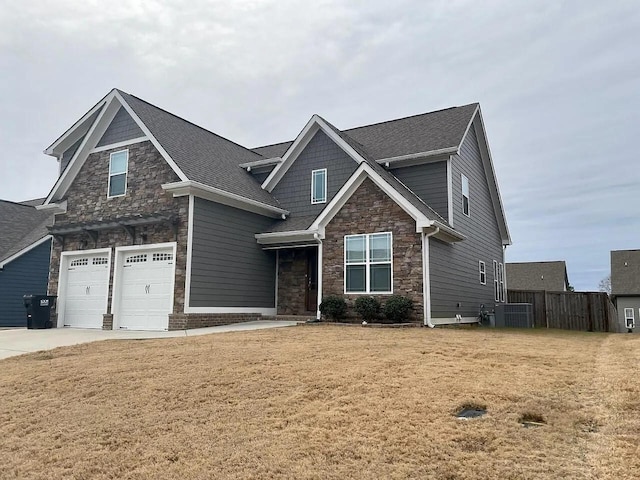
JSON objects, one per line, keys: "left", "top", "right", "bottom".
{"left": 611, "top": 249, "right": 640, "bottom": 333}
{"left": 0, "top": 199, "right": 53, "bottom": 327}
{"left": 39, "top": 89, "right": 510, "bottom": 331}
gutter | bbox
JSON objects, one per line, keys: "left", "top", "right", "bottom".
{"left": 422, "top": 227, "right": 440, "bottom": 328}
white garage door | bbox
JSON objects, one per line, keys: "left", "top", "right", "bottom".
{"left": 116, "top": 247, "right": 174, "bottom": 331}
{"left": 62, "top": 253, "right": 110, "bottom": 328}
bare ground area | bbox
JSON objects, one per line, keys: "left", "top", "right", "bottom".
{"left": 0, "top": 326, "right": 638, "bottom": 479}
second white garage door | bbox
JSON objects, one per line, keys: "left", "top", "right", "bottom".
{"left": 114, "top": 244, "right": 175, "bottom": 331}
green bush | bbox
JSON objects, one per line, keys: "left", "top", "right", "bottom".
{"left": 319, "top": 295, "right": 347, "bottom": 320}
{"left": 354, "top": 296, "right": 381, "bottom": 321}
{"left": 383, "top": 295, "right": 414, "bottom": 323}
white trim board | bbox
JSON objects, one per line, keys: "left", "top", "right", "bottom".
{"left": 90, "top": 136, "right": 149, "bottom": 153}
{"left": 184, "top": 194, "right": 195, "bottom": 313}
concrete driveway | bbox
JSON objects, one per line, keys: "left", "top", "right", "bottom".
{"left": 0, "top": 320, "right": 299, "bottom": 360}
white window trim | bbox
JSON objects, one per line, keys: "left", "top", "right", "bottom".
{"left": 493, "top": 260, "right": 499, "bottom": 302}
{"left": 344, "top": 232, "right": 393, "bottom": 295}
{"left": 625, "top": 308, "right": 635, "bottom": 329}
{"left": 311, "top": 168, "right": 327, "bottom": 204}
{"left": 461, "top": 173, "right": 470, "bottom": 217}
{"left": 499, "top": 262, "right": 505, "bottom": 302}
{"left": 479, "top": 260, "right": 486, "bottom": 285}
{"left": 107, "top": 149, "right": 129, "bottom": 198}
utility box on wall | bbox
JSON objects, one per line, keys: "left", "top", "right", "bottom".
{"left": 494, "top": 303, "right": 534, "bottom": 328}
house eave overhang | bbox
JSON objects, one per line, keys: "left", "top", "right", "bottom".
{"left": 376, "top": 147, "right": 458, "bottom": 168}
{"left": 35, "top": 200, "right": 67, "bottom": 214}
{"left": 428, "top": 221, "right": 466, "bottom": 243}
{"left": 239, "top": 157, "right": 282, "bottom": 170}
{"left": 255, "top": 229, "right": 319, "bottom": 246}
{"left": 162, "top": 180, "right": 288, "bottom": 219}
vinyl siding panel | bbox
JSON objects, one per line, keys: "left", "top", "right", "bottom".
{"left": 60, "top": 136, "right": 85, "bottom": 175}
{"left": 0, "top": 240, "right": 51, "bottom": 327}
{"left": 250, "top": 171, "right": 271, "bottom": 185}
{"left": 96, "top": 106, "right": 144, "bottom": 147}
{"left": 616, "top": 297, "right": 640, "bottom": 333}
{"left": 430, "top": 126, "right": 504, "bottom": 318}
{"left": 190, "top": 198, "right": 275, "bottom": 307}
{"left": 390, "top": 161, "right": 448, "bottom": 219}
{"left": 271, "top": 130, "right": 358, "bottom": 217}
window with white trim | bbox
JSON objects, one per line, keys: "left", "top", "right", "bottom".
{"left": 625, "top": 308, "right": 635, "bottom": 329}
{"left": 108, "top": 150, "right": 128, "bottom": 197}
{"left": 461, "top": 174, "right": 470, "bottom": 216}
{"left": 479, "top": 261, "right": 486, "bottom": 285}
{"left": 345, "top": 232, "right": 392, "bottom": 294}
{"left": 311, "top": 168, "right": 327, "bottom": 204}
{"left": 499, "top": 262, "right": 505, "bottom": 302}
{"left": 493, "top": 260, "right": 499, "bottom": 301}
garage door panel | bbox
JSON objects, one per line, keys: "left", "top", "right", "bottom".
{"left": 116, "top": 246, "right": 174, "bottom": 331}
{"left": 61, "top": 253, "right": 110, "bottom": 329}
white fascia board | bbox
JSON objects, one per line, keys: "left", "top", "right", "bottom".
{"left": 311, "top": 162, "right": 429, "bottom": 232}
{"left": 377, "top": 147, "right": 458, "bottom": 168}
{"left": 44, "top": 90, "right": 113, "bottom": 155}
{"left": 0, "top": 235, "right": 52, "bottom": 269}
{"left": 262, "top": 115, "right": 365, "bottom": 192}
{"left": 90, "top": 136, "right": 149, "bottom": 153}
{"left": 255, "top": 230, "right": 319, "bottom": 245}
{"left": 469, "top": 108, "right": 512, "bottom": 246}
{"left": 113, "top": 90, "right": 188, "bottom": 183}
{"left": 35, "top": 200, "right": 67, "bottom": 214}
{"left": 44, "top": 92, "right": 121, "bottom": 204}
{"left": 162, "top": 180, "right": 289, "bottom": 219}
{"left": 239, "top": 157, "right": 282, "bottom": 169}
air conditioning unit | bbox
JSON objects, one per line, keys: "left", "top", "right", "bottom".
{"left": 494, "top": 303, "right": 534, "bottom": 328}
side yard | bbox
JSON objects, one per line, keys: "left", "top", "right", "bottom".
{"left": 0, "top": 326, "right": 638, "bottom": 479}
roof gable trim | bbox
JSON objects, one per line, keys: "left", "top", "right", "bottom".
{"left": 262, "top": 115, "right": 366, "bottom": 192}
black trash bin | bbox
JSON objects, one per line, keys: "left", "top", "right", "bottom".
{"left": 23, "top": 295, "right": 56, "bottom": 329}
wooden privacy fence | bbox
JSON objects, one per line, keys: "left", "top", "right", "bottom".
{"left": 507, "top": 290, "right": 617, "bottom": 332}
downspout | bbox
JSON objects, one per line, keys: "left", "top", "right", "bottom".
{"left": 314, "top": 233, "right": 323, "bottom": 320}
{"left": 422, "top": 226, "right": 440, "bottom": 328}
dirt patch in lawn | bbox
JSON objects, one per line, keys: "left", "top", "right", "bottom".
{"left": 0, "top": 326, "right": 638, "bottom": 479}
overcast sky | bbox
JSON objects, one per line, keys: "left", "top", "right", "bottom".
{"left": 1, "top": 0, "right": 638, "bottom": 290}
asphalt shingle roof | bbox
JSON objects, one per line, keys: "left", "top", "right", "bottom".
{"left": 251, "top": 103, "right": 478, "bottom": 161}
{"left": 506, "top": 262, "right": 569, "bottom": 292}
{"left": 118, "top": 91, "right": 282, "bottom": 209}
{"left": 611, "top": 250, "right": 640, "bottom": 295}
{"left": 0, "top": 200, "right": 53, "bottom": 264}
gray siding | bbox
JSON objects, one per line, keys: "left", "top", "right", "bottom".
{"left": 429, "top": 126, "right": 504, "bottom": 318}
{"left": 60, "top": 135, "right": 85, "bottom": 175}
{"left": 616, "top": 297, "right": 640, "bottom": 333}
{"left": 250, "top": 171, "right": 271, "bottom": 185}
{"left": 190, "top": 197, "right": 276, "bottom": 308}
{"left": 96, "top": 106, "right": 144, "bottom": 147}
{"left": 0, "top": 239, "right": 51, "bottom": 327}
{"left": 271, "top": 130, "right": 359, "bottom": 217}
{"left": 391, "top": 161, "right": 448, "bottom": 220}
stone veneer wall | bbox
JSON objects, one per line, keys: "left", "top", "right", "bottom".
{"left": 48, "top": 140, "right": 189, "bottom": 327}
{"left": 322, "top": 178, "right": 424, "bottom": 321}
{"left": 277, "top": 249, "right": 310, "bottom": 315}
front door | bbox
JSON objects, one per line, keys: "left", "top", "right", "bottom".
{"left": 305, "top": 248, "right": 318, "bottom": 312}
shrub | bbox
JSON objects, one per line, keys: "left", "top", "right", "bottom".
{"left": 354, "top": 296, "right": 381, "bottom": 321}
{"left": 383, "top": 295, "right": 414, "bottom": 323}
{"left": 319, "top": 295, "right": 347, "bottom": 321}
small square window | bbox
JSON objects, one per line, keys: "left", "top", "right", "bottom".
{"left": 461, "top": 174, "right": 470, "bottom": 216}
{"left": 311, "top": 169, "right": 327, "bottom": 204}
{"left": 108, "top": 150, "right": 128, "bottom": 197}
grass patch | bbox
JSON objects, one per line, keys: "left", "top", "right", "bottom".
{"left": 0, "top": 326, "right": 638, "bottom": 479}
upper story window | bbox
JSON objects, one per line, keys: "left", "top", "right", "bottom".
{"left": 311, "top": 168, "right": 327, "bottom": 204}
{"left": 461, "top": 174, "right": 470, "bottom": 216}
{"left": 108, "top": 150, "right": 128, "bottom": 198}
{"left": 345, "top": 232, "right": 392, "bottom": 294}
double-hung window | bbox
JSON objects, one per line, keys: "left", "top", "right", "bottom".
{"left": 479, "top": 261, "right": 486, "bottom": 285}
{"left": 345, "top": 232, "right": 392, "bottom": 294}
{"left": 498, "top": 262, "right": 505, "bottom": 302}
{"left": 461, "top": 174, "right": 470, "bottom": 216}
{"left": 311, "top": 168, "right": 327, "bottom": 204}
{"left": 108, "top": 150, "right": 128, "bottom": 197}
{"left": 493, "top": 260, "right": 499, "bottom": 301}
{"left": 625, "top": 308, "right": 636, "bottom": 329}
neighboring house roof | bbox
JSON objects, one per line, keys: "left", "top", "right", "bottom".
{"left": 0, "top": 200, "right": 53, "bottom": 266}
{"left": 251, "top": 103, "right": 479, "bottom": 161}
{"left": 611, "top": 249, "right": 640, "bottom": 295}
{"left": 506, "top": 261, "right": 569, "bottom": 291}
{"left": 18, "top": 198, "right": 46, "bottom": 207}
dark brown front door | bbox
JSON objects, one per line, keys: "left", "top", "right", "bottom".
{"left": 305, "top": 248, "right": 318, "bottom": 312}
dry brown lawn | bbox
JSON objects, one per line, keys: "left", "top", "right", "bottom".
{"left": 1, "top": 325, "right": 639, "bottom": 479}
